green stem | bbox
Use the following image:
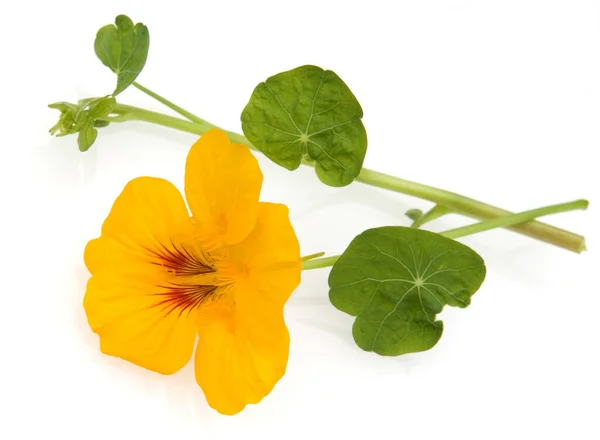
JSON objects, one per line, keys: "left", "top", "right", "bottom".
{"left": 105, "top": 103, "right": 587, "bottom": 253}
{"left": 109, "top": 104, "right": 256, "bottom": 150}
{"left": 301, "top": 199, "right": 588, "bottom": 270}
{"left": 353, "top": 169, "right": 587, "bottom": 253}
{"left": 302, "top": 256, "right": 340, "bottom": 270}
{"left": 108, "top": 104, "right": 207, "bottom": 133}
{"left": 132, "top": 82, "right": 208, "bottom": 126}
{"left": 441, "top": 199, "right": 589, "bottom": 239}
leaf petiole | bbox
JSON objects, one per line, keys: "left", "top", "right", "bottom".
{"left": 302, "top": 199, "right": 588, "bottom": 271}
{"left": 441, "top": 199, "right": 588, "bottom": 240}
{"left": 302, "top": 256, "right": 339, "bottom": 270}
{"left": 132, "top": 82, "right": 209, "bottom": 126}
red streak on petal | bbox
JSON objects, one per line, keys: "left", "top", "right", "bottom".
{"left": 144, "top": 240, "right": 218, "bottom": 317}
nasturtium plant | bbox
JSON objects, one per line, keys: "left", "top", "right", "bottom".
{"left": 49, "top": 96, "right": 116, "bottom": 151}
{"left": 44, "top": 12, "right": 591, "bottom": 415}
{"left": 94, "top": 15, "right": 149, "bottom": 96}
{"left": 241, "top": 65, "right": 367, "bottom": 187}
{"left": 329, "top": 227, "right": 486, "bottom": 356}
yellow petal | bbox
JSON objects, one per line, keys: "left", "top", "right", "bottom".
{"left": 229, "top": 202, "right": 302, "bottom": 307}
{"left": 194, "top": 296, "right": 290, "bottom": 415}
{"left": 194, "top": 203, "right": 301, "bottom": 415}
{"left": 84, "top": 177, "right": 200, "bottom": 375}
{"left": 184, "top": 129, "right": 262, "bottom": 246}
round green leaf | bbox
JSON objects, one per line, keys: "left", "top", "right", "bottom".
{"left": 94, "top": 15, "right": 149, "bottom": 96}
{"left": 241, "top": 65, "right": 367, "bottom": 187}
{"left": 329, "top": 227, "right": 486, "bottom": 356}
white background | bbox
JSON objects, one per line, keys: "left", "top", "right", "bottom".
{"left": 1, "top": 0, "right": 599, "bottom": 438}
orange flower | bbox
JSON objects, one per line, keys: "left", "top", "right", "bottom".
{"left": 83, "top": 129, "right": 301, "bottom": 415}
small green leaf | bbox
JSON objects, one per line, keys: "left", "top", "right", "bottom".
{"left": 94, "top": 15, "right": 149, "bottom": 96}
{"left": 48, "top": 102, "right": 78, "bottom": 113}
{"left": 411, "top": 204, "right": 452, "bottom": 229}
{"left": 78, "top": 122, "right": 98, "bottom": 152}
{"left": 87, "top": 96, "right": 116, "bottom": 119}
{"left": 49, "top": 96, "right": 115, "bottom": 150}
{"left": 241, "top": 65, "right": 367, "bottom": 187}
{"left": 48, "top": 102, "right": 79, "bottom": 136}
{"left": 93, "top": 120, "right": 111, "bottom": 128}
{"left": 329, "top": 227, "right": 486, "bottom": 356}
{"left": 405, "top": 209, "right": 424, "bottom": 222}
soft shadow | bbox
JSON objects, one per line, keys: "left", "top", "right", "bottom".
{"left": 71, "top": 263, "right": 212, "bottom": 421}
{"left": 72, "top": 265, "right": 96, "bottom": 349}
{"left": 104, "top": 120, "right": 199, "bottom": 145}
{"left": 289, "top": 181, "right": 417, "bottom": 223}
{"left": 31, "top": 137, "right": 98, "bottom": 191}
{"left": 296, "top": 314, "right": 422, "bottom": 371}
{"left": 287, "top": 296, "right": 331, "bottom": 306}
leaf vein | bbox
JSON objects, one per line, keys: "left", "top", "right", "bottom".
{"left": 365, "top": 241, "right": 417, "bottom": 279}
{"left": 264, "top": 82, "right": 303, "bottom": 134}
{"left": 370, "top": 284, "right": 418, "bottom": 351}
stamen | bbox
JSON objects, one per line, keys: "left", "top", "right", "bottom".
{"left": 144, "top": 239, "right": 220, "bottom": 317}
{"left": 145, "top": 239, "right": 214, "bottom": 276}
{"left": 153, "top": 284, "right": 218, "bottom": 317}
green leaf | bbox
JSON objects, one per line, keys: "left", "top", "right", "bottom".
{"left": 48, "top": 102, "right": 79, "bottom": 136}
{"left": 241, "top": 65, "right": 367, "bottom": 187}
{"left": 411, "top": 204, "right": 452, "bottom": 229}
{"left": 94, "top": 15, "right": 149, "bottom": 96}
{"left": 405, "top": 209, "right": 424, "bottom": 222}
{"left": 329, "top": 227, "right": 486, "bottom": 356}
{"left": 48, "top": 102, "right": 78, "bottom": 113}
{"left": 93, "top": 120, "right": 111, "bottom": 128}
{"left": 77, "top": 122, "right": 98, "bottom": 152}
{"left": 87, "top": 96, "right": 116, "bottom": 119}
{"left": 49, "top": 96, "right": 115, "bottom": 150}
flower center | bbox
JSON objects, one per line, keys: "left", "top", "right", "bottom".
{"left": 145, "top": 240, "right": 222, "bottom": 317}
